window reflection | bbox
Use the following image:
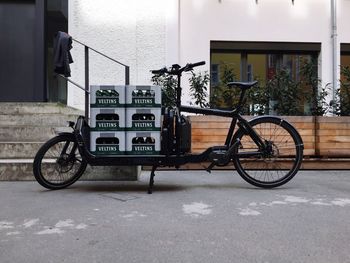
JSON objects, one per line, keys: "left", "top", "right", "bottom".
{"left": 210, "top": 49, "right": 317, "bottom": 115}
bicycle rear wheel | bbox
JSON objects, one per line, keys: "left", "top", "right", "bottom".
{"left": 233, "top": 116, "right": 303, "bottom": 188}
{"left": 33, "top": 134, "right": 87, "bottom": 190}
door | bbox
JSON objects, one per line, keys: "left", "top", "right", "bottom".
{"left": 0, "top": 0, "right": 43, "bottom": 102}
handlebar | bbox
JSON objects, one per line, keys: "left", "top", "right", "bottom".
{"left": 151, "top": 67, "right": 168, "bottom": 75}
{"left": 151, "top": 61, "right": 206, "bottom": 76}
{"left": 187, "top": 61, "right": 206, "bottom": 69}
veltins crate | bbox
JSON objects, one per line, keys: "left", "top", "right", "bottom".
{"left": 126, "top": 131, "right": 161, "bottom": 155}
{"left": 90, "top": 108, "right": 125, "bottom": 131}
{"left": 126, "top": 108, "right": 161, "bottom": 131}
{"left": 126, "top": 85, "right": 161, "bottom": 107}
{"left": 90, "top": 85, "right": 125, "bottom": 108}
{"left": 90, "top": 131, "right": 125, "bottom": 155}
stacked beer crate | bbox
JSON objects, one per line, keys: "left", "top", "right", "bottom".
{"left": 89, "top": 85, "right": 126, "bottom": 155}
{"left": 89, "top": 85, "right": 161, "bottom": 156}
{"left": 125, "top": 86, "right": 162, "bottom": 155}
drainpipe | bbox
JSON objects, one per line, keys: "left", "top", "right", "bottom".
{"left": 331, "top": 0, "right": 337, "bottom": 114}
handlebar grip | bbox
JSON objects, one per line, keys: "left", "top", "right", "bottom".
{"left": 151, "top": 67, "right": 167, "bottom": 75}
{"left": 190, "top": 61, "right": 206, "bottom": 68}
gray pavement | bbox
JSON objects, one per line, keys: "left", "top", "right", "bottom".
{"left": 0, "top": 170, "right": 350, "bottom": 263}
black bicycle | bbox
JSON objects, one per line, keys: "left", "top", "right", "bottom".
{"left": 33, "top": 61, "right": 304, "bottom": 193}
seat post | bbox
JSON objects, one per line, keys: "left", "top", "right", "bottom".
{"left": 236, "top": 89, "right": 247, "bottom": 112}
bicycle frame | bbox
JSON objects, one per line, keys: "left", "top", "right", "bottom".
{"left": 34, "top": 61, "right": 303, "bottom": 193}
{"left": 71, "top": 104, "right": 268, "bottom": 168}
{"left": 68, "top": 63, "right": 270, "bottom": 168}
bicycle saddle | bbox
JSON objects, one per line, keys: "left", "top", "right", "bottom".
{"left": 227, "top": 81, "right": 258, "bottom": 89}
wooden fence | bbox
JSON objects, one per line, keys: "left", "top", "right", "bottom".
{"left": 189, "top": 115, "right": 350, "bottom": 169}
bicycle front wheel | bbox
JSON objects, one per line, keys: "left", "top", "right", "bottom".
{"left": 233, "top": 116, "right": 303, "bottom": 188}
{"left": 33, "top": 134, "right": 87, "bottom": 190}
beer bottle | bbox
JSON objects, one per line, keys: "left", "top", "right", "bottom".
{"left": 110, "top": 90, "right": 118, "bottom": 97}
{"left": 132, "top": 114, "right": 140, "bottom": 120}
{"left": 96, "top": 114, "right": 102, "bottom": 121}
{"left": 96, "top": 90, "right": 103, "bottom": 97}
{"left": 145, "top": 90, "right": 151, "bottom": 97}
{"left": 145, "top": 137, "right": 155, "bottom": 144}
{"left": 111, "top": 114, "right": 119, "bottom": 121}
{"left": 137, "top": 90, "right": 143, "bottom": 97}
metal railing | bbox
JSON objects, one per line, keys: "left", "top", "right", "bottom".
{"left": 57, "top": 38, "right": 130, "bottom": 119}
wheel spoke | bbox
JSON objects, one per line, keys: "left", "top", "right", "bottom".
{"left": 234, "top": 118, "right": 302, "bottom": 187}
{"left": 35, "top": 136, "right": 87, "bottom": 189}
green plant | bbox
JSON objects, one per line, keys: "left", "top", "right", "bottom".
{"left": 335, "top": 66, "right": 350, "bottom": 116}
{"left": 151, "top": 74, "right": 177, "bottom": 108}
{"left": 188, "top": 71, "right": 210, "bottom": 108}
{"left": 266, "top": 69, "right": 303, "bottom": 115}
{"left": 210, "top": 64, "right": 241, "bottom": 109}
{"left": 245, "top": 81, "right": 269, "bottom": 115}
{"left": 300, "top": 58, "right": 329, "bottom": 116}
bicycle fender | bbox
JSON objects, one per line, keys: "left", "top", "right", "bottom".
{"left": 57, "top": 132, "right": 76, "bottom": 139}
{"left": 246, "top": 115, "right": 304, "bottom": 148}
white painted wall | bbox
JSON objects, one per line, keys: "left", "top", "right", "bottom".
{"left": 68, "top": 0, "right": 350, "bottom": 109}
{"left": 178, "top": 0, "right": 350, "bottom": 104}
{"left": 68, "top": 0, "right": 170, "bottom": 110}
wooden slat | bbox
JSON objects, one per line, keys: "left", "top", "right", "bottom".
{"left": 317, "top": 123, "right": 350, "bottom": 129}
{"left": 318, "top": 149, "right": 350, "bottom": 156}
{"left": 316, "top": 116, "right": 350, "bottom": 123}
{"left": 318, "top": 143, "right": 350, "bottom": 149}
{"left": 189, "top": 115, "right": 350, "bottom": 158}
{"left": 317, "top": 129, "right": 350, "bottom": 136}
{"left": 318, "top": 137, "right": 350, "bottom": 143}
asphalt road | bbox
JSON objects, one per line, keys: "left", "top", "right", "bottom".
{"left": 0, "top": 170, "right": 350, "bottom": 263}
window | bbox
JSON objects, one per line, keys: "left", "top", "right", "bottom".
{"left": 211, "top": 64, "right": 220, "bottom": 86}
{"left": 339, "top": 44, "right": 350, "bottom": 116}
{"left": 210, "top": 41, "right": 320, "bottom": 115}
{"left": 341, "top": 44, "right": 350, "bottom": 71}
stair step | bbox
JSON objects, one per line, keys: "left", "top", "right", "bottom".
{"left": 0, "top": 103, "right": 84, "bottom": 115}
{"left": 0, "top": 142, "right": 44, "bottom": 158}
{"left": 0, "top": 103, "right": 139, "bottom": 181}
{"left": 0, "top": 160, "right": 138, "bottom": 181}
{"left": 0, "top": 114, "right": 79, "bottom": 127}
{"left": 0, "top": 126, "right": 72, "bottom": 142}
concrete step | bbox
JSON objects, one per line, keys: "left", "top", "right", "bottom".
{"left": 0, "top": 126, "right": 72, "bottom": 142}
{"left": 0, "top": 142, "right": 44, "bottom": 158}
{"left": 0, "top": 103, "right": 139, "bottom": 181}
{"left": 0, "top": 159, "right": 139, "bottom": 181}
{"left": 0, "top": 102, "right": 84, "bottom": 115}
{"left": 0, "top": 114, "right": 79, "bottom": 127}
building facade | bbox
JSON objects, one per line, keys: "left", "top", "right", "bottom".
{"left": 69, "top": 0, "right": 350, "bottom": 112}
{"left": 1, "top": 0, "right": 350, "bottom": 113}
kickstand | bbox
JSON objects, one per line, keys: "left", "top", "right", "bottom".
{"left": 148, "top": 165, "right": 157, "bottom": 194}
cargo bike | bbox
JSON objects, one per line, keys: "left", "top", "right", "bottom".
{"left": 33, "top": 61, "right": 304, "bottom": 193}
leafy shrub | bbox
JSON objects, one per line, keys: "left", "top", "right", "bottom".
{"left": 188, "top": 71, "right": 210, "bottom": 108}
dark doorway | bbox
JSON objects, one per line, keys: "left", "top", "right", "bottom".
{"left": 46, "top": 0, "right": 68, "bottom": 103}
{"left": 0, "top": 0, "right": 44, "bottom": 102}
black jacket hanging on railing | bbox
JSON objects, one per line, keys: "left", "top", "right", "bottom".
{"left": 53, "top": 31, "right": 73, "bottom": 77}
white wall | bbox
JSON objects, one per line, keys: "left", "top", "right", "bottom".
{"left": 68, "top": 0, "right": 350, "bottom": 109}
{"left": 68, "top": 0, "right": 170, "bottom": 110}
{"left": 178, "top": 0, "right": 350, "bottom": 104}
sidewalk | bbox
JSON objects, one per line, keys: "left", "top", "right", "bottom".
{"left": 1, "top": 170, "right": 350, "bottom": 263}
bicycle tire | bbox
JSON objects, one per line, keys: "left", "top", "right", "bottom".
{"left": 33, "top": 133, "right": 87, "bottom": 190}
{"left": 232, "top": 116, "right": 303, "bottom": 188}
